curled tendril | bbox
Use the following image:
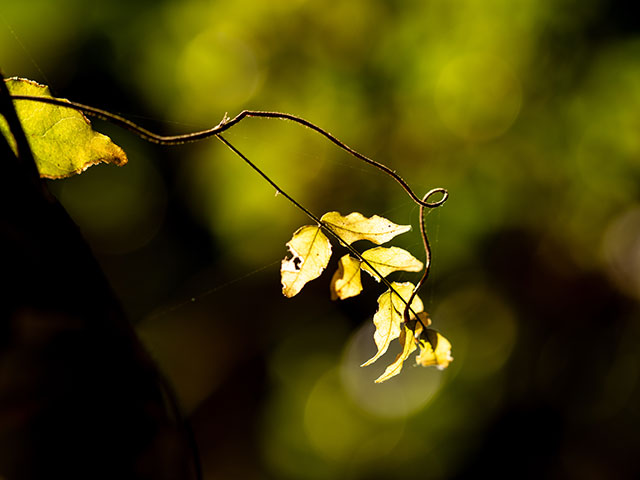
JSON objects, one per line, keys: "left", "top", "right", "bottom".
{"left": 422, "top": 187, "right": 449, "bottom": 208}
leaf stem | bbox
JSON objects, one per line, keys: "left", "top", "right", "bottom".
{"left": 403, "top": 189, "right": 445, "bottom": 341}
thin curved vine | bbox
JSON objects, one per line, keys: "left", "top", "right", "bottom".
{"left": 9, "top": 90, "right": 449, "bottom": 355}
{"left": 10, "top": 94, "right": 448, "bottom": 208}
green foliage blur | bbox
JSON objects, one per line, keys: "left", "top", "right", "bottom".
{"left": 3, "top": 0, "right": 640, "bottom": 477}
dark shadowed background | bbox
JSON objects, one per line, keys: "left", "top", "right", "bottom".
{"left": 2, "top": 0, "right": 640, "bottom": 478}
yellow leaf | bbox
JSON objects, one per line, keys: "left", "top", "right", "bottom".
{"left": 361, "top": 246, "right": 424, "bottom": 281}
{"left": 320, "top": 211, "right": 411, "bottom": 245}
{"left": 361, "top": 282, "right": 424, "bottom": 367}
{"left": 416, "top": 330, "right": 453, "bottom": 370}
{"left": 416, "top": 311, "right": 432, "bottom": 327}
{"left": 330, "top": 254, "right": 363, "bottom": 300}
{"left": 374, "top": 324, "right": 421, "bottom": 383}
{"left": 281, "top": 225, "right": 332, "bottom": 298}
{"left": 2, "top": 78, "right": 127, "bottom": 179}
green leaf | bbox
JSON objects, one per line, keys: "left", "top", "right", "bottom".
{"left": 330, "top": 254, "right": 363, "bottom": 300}
{"left": 320, "top": 211, "right": 411, "bottom": 245}
{"left": 361, "top": 281, "right": 424, "bottom": 367}
{"left": 281, "top": 225, "right": 332, "bottom": 298}
{"left": 360, "top": 246, "right": 424, "bottom": 281}
{"left": 1, "top": 77, "right": 127, "bottom": 179}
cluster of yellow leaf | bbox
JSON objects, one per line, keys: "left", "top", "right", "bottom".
{"left": 280, "top": 211, "right": 453, "bottom": 383}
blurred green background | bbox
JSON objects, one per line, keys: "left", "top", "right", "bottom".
{"left": 2, "top": 0, "right": 640, "bottom": 477}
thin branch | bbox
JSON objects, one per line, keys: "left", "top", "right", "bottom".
{"left": 216, "top": 134, "right": 423, "bottom": 319}
{"left": 10, "top": 94, "right": 448, "bottom": 209}
{"left": 402, "top": 189, "right": 445, "bottom": 342}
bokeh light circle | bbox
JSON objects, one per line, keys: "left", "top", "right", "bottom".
{"left": 340, "top": 322, "right": 443, "bottom": 419}
{"left": 58, "top": 154, "right": 166, "bottom": 254}
{"left": 435, "top": 54, "right": 522, "bottom": 141}
{"left": 602, "top": 205, "right": 640, "bottom": 300}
